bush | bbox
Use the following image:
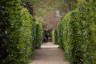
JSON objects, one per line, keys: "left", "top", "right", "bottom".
{"left": 54, "top": 0, "right": 96, "bottom": 64}
{"left": 53, "top": 29, "right": 59, "bottom": 44}
{"left": 76, "top": 0, "right": 96, "bottom": 63}
{"left": 57, "top": 12, "right": 73, "bottom": 61}
{"left": 35, "top": 22, "right": 43, "bottom": 48}
{"left": 0, "top": 1, "right": 10, "bottom": 63}
{"left": 32, "top": 21, "right": 37, "bottom": 50}
{"left": 0, "top": 0, "right": 33, "bottom": 64}
{"left": 57, "top": 22, "right": 65, "bottom": 49}
{"left": 32, "top": 21, "right": 43, "bottom": 49}
{"left": 52, "top": 31, "right": 55, "bottom": 43}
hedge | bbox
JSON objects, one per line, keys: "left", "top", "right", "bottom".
{"left": 52, "top": 31, "right": 55, "bottom": 43}
{"left": 32, "top": 21, "right": 44, "bottom": 49}
{"left": 32, "top": 21, "right": 37, "bottom": 50}
{"left": 0, "top": 0, "right": 45, "bottom": 63}
{"left": 0, "top": 0, "right": 33, "bottom": 64}
{"left": 55, "top": 13, "right": 73, "bottom": 61}
{"left": 53, "top": 29, "right": 59, "bottom": 44}
{"left": 35, "top": 22, "right": 43, "bottom": 49}
{"left": 54, "top": 0, "right": 96, "bottom": 64}
{"left": 0, "top": 1, "right": 10, "bottom": 64}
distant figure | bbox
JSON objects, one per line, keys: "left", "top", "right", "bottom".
{"left": 48, "top": 37, "right": 51, "bottom": 42}
{"left": 44, "top": 35, "right": 48, "bottom": 43}
{"left": 44, "top": 30, "right": 52, "bottom": 43}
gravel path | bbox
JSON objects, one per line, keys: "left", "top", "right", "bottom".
{"left": 31, "top": 42, "right": 70, "bottom": 64}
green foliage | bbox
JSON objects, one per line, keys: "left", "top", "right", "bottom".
{"left": 32, "top": 21, "right": 37, "bottom": 50}
{"left": 53, "top": 22, "right": 64, "bottom": 48}
{"left": 77, "top": 0, "right": 96, "bottom": 64}
{"left": 57, "top": 22, "right": 65, "bottom": 49}
{"left": 53, "top": 29, "right": 59, "bottom": 44}
{"left": 54, "top": 0, "right": 96, "bottom": 64}
{"left": 35, "top": 22, "right": 43, "bottom": 48}
{"left": 0, "top": 0, "right": 33, "bottom": 64}
{"left": 0, "top": 0, "right": 44, "bottom": 63}
{"left": 32, "top": 22, "right": 43, "bottom": 49}
{"left": 52, "top": 31, "right": 55, "bottom": 43}
{"left": 0, "top": 1, "right": 9, "bottom": 63}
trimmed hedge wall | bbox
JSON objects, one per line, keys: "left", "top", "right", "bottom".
{"left": 52, "top": 23, "right": 64, "bottom": 48}
{"left": 53, "top": 0, "right": 96, "bottom": 64}
{"left": 0, "top": 0, "right": 33, "bottom": 64}
{"left": 32, "top": 22, "right": 43, "bottom": 49}
{"left": 52, "top": 29, "right": 59, "bottom": 44}
{"left": 0, "top": 1, "right": 10, "bottom": 63}
{"left": 52, "top": 31, "right": 55, "bottom": 43}
{"left": 0, "top": 0, "right": 44, "bottom": 64}
{"left": 35, "top": 22, "right": 43, "bottom": 49}
{"left": 32, "top": 21, "right": 37, "bottom": 50}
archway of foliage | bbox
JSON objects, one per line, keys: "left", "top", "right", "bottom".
{"left": 53, "top": 0, "right": 96, "bottom": 64}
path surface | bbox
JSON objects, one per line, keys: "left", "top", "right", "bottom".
{"left": 31, "top": 42, "right": 70, "bottom": 64}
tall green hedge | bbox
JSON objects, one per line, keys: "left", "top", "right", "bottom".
{"left": 54, "top": 0, "right": 96, "bottom": 64}
{"left": 35, "top": 22, "right": 43, "bottom": 48}
{"left": 58, "top": 22, "right": 65, "bottom": 49}
{"left": 32, "top": 21, "right": 37, "bottom": 50}
{"left": 56, "top": 12, "right": 73, "bottom": 61}
{"left": 52, "top": 31, "right": 55, "bottom": 43}
{"left": 0, "top": 0, "right": 33, "bottom": 64}
{"left": 0, "top": 0, "right": 9, "bottom": 63}
{"left": 53, "top": 29, "right": 59, "bottom": 44}
{"left": 32, "top": 21, "right": 43, "bottom": 49}
{"left": 63, "top": 11, "right": 90, "bottom": 63}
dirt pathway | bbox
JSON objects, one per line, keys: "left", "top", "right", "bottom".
{"left": 31, "top": 42, "right": 70, "bottom": 64}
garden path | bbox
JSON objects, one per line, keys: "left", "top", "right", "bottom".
{"left": 30, "top": 42, "right": 70, "bottom": 64}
